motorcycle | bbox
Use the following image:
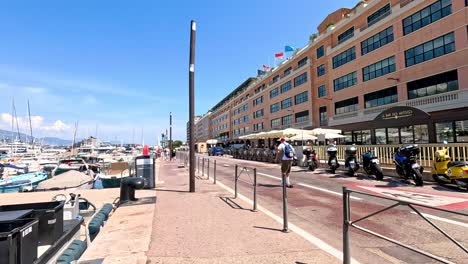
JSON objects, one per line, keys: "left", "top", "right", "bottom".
{"left": 431, "top": 141, "right": 468, "bottom": 189}
{"left": 303, "top": 148, "right": 319, "bottom": 171}
{"left": 362, "top": 150, "right": 384, "bottom": 180}
{"left": 345, "top": 145, "right": 359, "bottom": 176}
{"left": 394, "top": 144, "right": 424, "bottom": 186}
{"left": 327, "top": 144, "right": 339, "bottom": 173}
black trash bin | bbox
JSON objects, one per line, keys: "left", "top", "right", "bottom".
{"left": 0, "top": 218, "right": 39, "bottom": 264}
{"left": 134, "top": 155, "right": 156, "bottom": 189}
{"left": 0, "top": 201, "right": 64, "bottom": 245}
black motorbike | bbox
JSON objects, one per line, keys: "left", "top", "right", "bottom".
{"left": 344, "top": 145, "right": 359, "bottom": 176}
{"left": 362, "top": 150, "right": 384, "bottom": 180}
{"left": 327, "top": 144, "right": 339, "bottom": 173}
{"left": 394, "top": 145, "right": 424, "bottom": 186}
{"left": 303, "top": 148, "right": 319, "bottom": 171}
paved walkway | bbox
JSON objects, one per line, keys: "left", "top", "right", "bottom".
{"left": 146, "top": 160, "right": 338, "bottom": 263}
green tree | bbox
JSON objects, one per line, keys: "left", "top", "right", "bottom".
{"left": 172, "top": 140, "right": 183, "bottom": 148}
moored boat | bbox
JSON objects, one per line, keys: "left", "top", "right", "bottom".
{"left": 0, "top": 172, "right": 48, "bottom": 193}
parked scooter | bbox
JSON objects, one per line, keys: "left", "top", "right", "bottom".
{"left": 327, "top": 144, "right": 339, "bottom": 173}
{"left": 362, "top": 150, "right": 384, "bottom": 180}
{"left": 344, "top": 145, "right": 359, "bottom": 176}
{"left": 303, "top": 147, "right": 319, "bottom": 171}
{"left": 394, "top": 145, "right": 424, "bottom": 186}
{"left": 431, "top": 141, "right": 468, "bottom": 189}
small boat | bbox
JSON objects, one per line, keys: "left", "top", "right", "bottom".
{"left": 36, "top": 170, "right": 95, "bottom": 191}
{"left": 98, "top": 161, "right": 130, "bottom": 188}
{"left": 0, "top": 172, "right": 48, "bottom": 193}
{"left": 52, "top": 159, "right": 91, "bottom": 177}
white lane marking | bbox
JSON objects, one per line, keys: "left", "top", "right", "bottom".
{"left": 257, "top": 172, "right": 362, "bottom": 201}
{"left": 410, "top": 212, "right": 468, "bottom": 228}
{"left": 213, "top": 178, "right": 361, "bottom": 264}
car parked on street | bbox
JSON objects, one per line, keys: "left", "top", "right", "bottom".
{"left": 208, "top": 146, "right": 224, "bottom": 156}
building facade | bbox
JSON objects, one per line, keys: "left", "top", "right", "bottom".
{"left": 201, "top": 0, "right": 468, "bottom": 145}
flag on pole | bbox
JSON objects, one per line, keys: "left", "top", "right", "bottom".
{"left": 274, "top": 52, "right": 284, "bottom": 59}
{"left": 262, "top": 64, "right": 270, "bottom": 71}
{"left": 257, "top": 69, "right": 266, "bottom": 76}
{"left": 285, "top": 45, "right": 295, "bottom": 52}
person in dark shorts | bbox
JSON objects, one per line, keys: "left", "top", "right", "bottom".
{"left": 276, "top": 138, "right": 295, "bottom": 188}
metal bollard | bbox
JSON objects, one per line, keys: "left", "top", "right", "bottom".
{"left": 253, "top": 168, "right": 257, "bottom": 212}
{"left": 343, "top": 187, "right": 351, "bottom": 264}
{"left": 234, "top": 165, "right": 238, "bottom": 199}
{"left": 282, "top": 174, "right": 289, "bottom": 232}
{"left": 197, "top": 157, "right": 199, "bottom": 173}
{"left": 207, "top": 159, "right": 210, "bottom": 179}
{"left": 202, "top": 158, "right": 205, "bottom": 176}
{"left": 214, "top": 160, "right": 217, "bottom": 184}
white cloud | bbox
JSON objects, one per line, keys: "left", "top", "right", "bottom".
{"left": 0, "top": 113, "right": 70, "bottom": 133}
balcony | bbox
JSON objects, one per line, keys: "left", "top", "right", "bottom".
{"left": 360, "top": 9, "right": 392, "bottom": 32}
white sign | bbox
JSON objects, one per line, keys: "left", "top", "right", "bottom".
{"left": 136, "top": 158, "right": 153, "bottom": 165}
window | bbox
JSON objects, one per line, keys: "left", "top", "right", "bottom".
{"left": 403, "top": 0, "right": 452, "bottom": 35}
{"left": 415, "top": 124, "right": 429, "bottom": 143}
{"left": 456, "top": 120, "right": 468, "bottom": 142}
{"left": 282, "top": 115, "right": 293, "bottom": 126}
{"left": 375, "top": 128, "right": 386, "bottom": 144}
{"left": 245, "top": 126, "right": 250, "bottom": 133}
{"left": 362, "top": 56, "right": 396, "bottom": 82}
{"left": 401, "top": 126, "right": 414, "bottom": 144}
{"left": 364, "top": 86, "right": 398, "bottom": 108}
{"left": 253, "top": 109, "right": 264, "bottom": 119}
{"left": 295, "top": 110, "right": 309, "bottom": 123}
{"left": 333, "top": 72, "right": 357, "bottom": 92}
{"left": 407, "top": 70, "right": 458, "bottom": 99}
{"left": 239, "top": 117, "right": 243, "bottom": 124}
{"left": 254, "top": 122, "right": 264, "bottom": 131}
{"left": 335, "top": 97, "right": 358, "bottom": 115}
{"left": 272, "top": 75, "right": 280, "bottom": 83}
{"left": 353, "top": 130, "right": 372, "bottom": 145}
{"left": 271, "top": 118, "right": 281, "bottom": 128}
{"left": 387, "top": 128, "right": 399, "bottom": 144}
{"left": 270, "top": 103, "right": 279, "bottom": 113}
{"left": 436, "top": 122, "right": 454, "bottom": 142}
{"left": 332, "top": 47, "right": 356, "bottom": 69}
{"left": 319, "top": 106, "right": 327, "bottom": 126}
{"left": 294, "top": 91, "right": 308, "bottom": 105}
{"left": 367, "top": 4, "right": 391, "bottom": 26}
{"left": 284, "top": 67, "right": 292, "bottom": 76}
{"left": 253, "top": 96, "right": 263, "bottom": 106}
{"left": 361, "top": 26, "right": 394, "bottom": 55}
{"left": 316, "top": 45, "right": 324, "bottom": 59}
{"left": 244, "top": 115, "right": 249, "bottom": 122}
{"left": 244, "top": 104, "right": 249, "bottom": 111}
{"left": 405, "top": 32, "right": 455, "bottom": 67}
{"left": 281, "top": 98, "right": 293, "bottom": 109}
{"left": 317, "top": 64, "right": 326, "bottom": 77}
{"left": 338, "top": 27, "right": 354, "bottom": 44}
{"left": 294, "top": 72, "right": 308, "bottom": 87}
{"left": 270, "top": 87, "right": 279, "bottom": 98}
{"left": 280, "top": 81, "right": 292, "bottom": 93}
{"left": 233, "top": 120, "right": 237, "bottom": 125}
{"left": 298, "top": 57, "right": 308, "bottom": 68}
{"left": 318, "top": 85, "right": 327, "bottom": 98}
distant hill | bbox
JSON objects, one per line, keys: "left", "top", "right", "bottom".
{"left": 0, "top": 129, "right": 73, "bottom": 146}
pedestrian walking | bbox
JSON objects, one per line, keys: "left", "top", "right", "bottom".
{"left": 276, "top": 138, "right": 295, "bottom": 188}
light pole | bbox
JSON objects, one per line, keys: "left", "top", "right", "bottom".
{"left": 169, "top": 112, "right": 173, "bottom": 161}
{"left": 188, "top": 20, "right": 196, "bottom": 193}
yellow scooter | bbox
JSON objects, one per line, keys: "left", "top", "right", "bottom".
{"left": 431, "top": 141, "right": 468, "bottom": 189}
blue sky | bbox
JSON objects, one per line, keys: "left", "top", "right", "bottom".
{"left": 0, "top": 0, "right": 358, "bottom": 144}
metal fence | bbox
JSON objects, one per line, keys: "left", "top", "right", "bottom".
{"left": 343, "top": 187, "right": 467, "bottom": 264}
{"left": 316, "top": 143, "right": 468, "bottom": 167}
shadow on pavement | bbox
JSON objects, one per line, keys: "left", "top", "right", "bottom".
{"left": 258, "top": 183, "right": 281, "bottom": 188}
{"left": 253, "top": 226, "right": 284, "bottom": 233}
{"left": 154, "top": 189, "right": 189, "bottom": 193}
{"left": 219, "top": 197, "right": 252, "bottom": 211}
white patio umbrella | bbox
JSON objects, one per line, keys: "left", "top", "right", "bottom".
{"left": 308, "top": 128, "right": 342, "bottom": 136}
{"left": 288, "top": 134, "right": 318, "bottom": 141}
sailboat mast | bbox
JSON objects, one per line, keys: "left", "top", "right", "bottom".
{"left": 28, "top": 100, "right": 34, "bottom": 145}
{"left": 71, "top": 121, "right": 79, "bottom": 158}
{"left": 12, "top": 98, "right": 21, "bottom": 142}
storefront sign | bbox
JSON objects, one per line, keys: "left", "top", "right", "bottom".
{"left": 382, "top": 109, "right": 413, "bottom": 120}
{"left": 375, "top": 106, "right": 430, "bottom": 122}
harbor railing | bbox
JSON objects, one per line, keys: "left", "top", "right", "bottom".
{"left": 342, "top": 186, "right": 468, "bottom": 264}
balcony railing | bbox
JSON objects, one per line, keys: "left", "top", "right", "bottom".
{"left": 360, "top": 10, "right": 392, "bottom": 32}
